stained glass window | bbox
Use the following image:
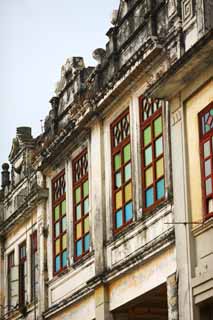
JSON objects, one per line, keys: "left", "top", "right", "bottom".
{"left": 73, "top": 150, "right": 90, "bottom": 259}
{"left": 140, "top": 96, "right": 165, "bottom": 210}
{"left": 19, "top": 242, "right": 27, "bottom": 307}
{"left": 52, "top": 170, "right": 67, "bottom": 274}
{"left": 199, "top": 102, "right": 213, "bottom": 218}
{"left": 111, "top": 109, "right": 133, "bottom": 232}
{"left": 31, "top": 231, "right": 38, "bottom": 301}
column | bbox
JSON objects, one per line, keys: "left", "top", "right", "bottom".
{"left": 95, "top": 285, "right": 113, "bottom": 320}
{"left": 167, "top": 273, "right": 178, "bottom": 320}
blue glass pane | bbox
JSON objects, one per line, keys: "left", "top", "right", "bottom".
{"left": 84, "top": 234, "right": 90, "bottom": 252}
{"left": 62, "top": 250, "right": 67, "bottom": 268}
{"left": 157, "top": 179, "right": 165, "bottom": 200}
{"left": 145, "top": 187, "right": 154, "bottom": 207}
{"left": 125, "top": 202, "right": 133, "bottom": 222}
{"left": 116, "top": 209, "right": 123, "bottom": 229}
{"left": 76, "top": 240, "right": 82, "bottom": 257}
{"left": 55, "top": 255, "right": 60, "bottom": 272}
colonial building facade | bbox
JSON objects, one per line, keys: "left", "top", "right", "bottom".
{"left": 0, "top": 0, "right": 212, "bottom": 319}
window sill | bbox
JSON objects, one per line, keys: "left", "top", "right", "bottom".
{"left": 71, "top": 250, "right": 94, "bottom": 270}
{"left": 192, "top": 216, "right": 213, "bottom": 238}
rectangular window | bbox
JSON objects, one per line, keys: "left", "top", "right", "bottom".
{"left": 8, "top": 251, "right": 15, "bottom": 310}
{"left": 52, "top": 170, "right": 67, "bottom": 274}
{"left": 111, "top": 109, "right": 133, "bottom": 233}
{"left": 19, "top": 242, "right": 27, "bottom": 307}
{"left": 31, "top": 231, "right": 38, "bottom": 301}
{"left": 140, "top": 97, "right": 165, "bottom": 211}
{"left": 199, "top": 102, "right": 213, "bottom": 218}
{"left": 73, "top": 150, "right": 90, "bottom": 259}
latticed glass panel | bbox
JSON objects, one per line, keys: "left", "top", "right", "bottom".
{"left": 53, "top": 173, "right": 66, "bottom": 201}
{"left": 111, "top": 109, "right": 133, "bottom": 232}
{"left": 52, "top": 170, "right": 67, "bottom": 274}
{"left": 199, "top": 102, "right": 213, "bottom": 217}
{"left": 142, "top": 97, "right": 164, "bottom": 122}
{"left": 73, "top": 150, "right": 90, "bottom": 260}
{"left": 112, "top": 113, "right": 130, "bottom": 147}
{"left": 74, "top": 152, "right": 88, "bottom": 183}
{"left": 140, "top": 96, "right": 165, "bottom": 210}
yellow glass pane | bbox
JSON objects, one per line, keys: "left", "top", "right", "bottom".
{"left": 55, "top": 239, "right": 60, "bottom": 255}
{"left": 145, "top": 167, "right": 153, "bottom": 187}
{"left": 156, "top": 158, "right": 164, "bottom": 179}
{"left": 125, "top": 183, "right": 132, "bottom": 203}
{"left": 115, "top": 190, "right": 122, "bottom": 209}
{"left": 76, "top": 222, "right": 82, "bottom": 239}
{"left": 62, "top": 234, "right": 67, "bottom": 250}
{"left": 84, "top": 217, "right": 89, "bottom": 233}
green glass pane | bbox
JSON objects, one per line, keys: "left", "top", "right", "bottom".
{"left": 115, "top": 172, "right": 122, "bottom": 188}
{"left": 205, "top": 159, "right": 211, "bottom": 177}
{"left": 155, "top": 137, "right": 163, "bottom": 157}
{"left": 62, "top": 200, "right": 66, "bottom": 216}
{"left": 75, "top": 187, "right": 81, "bottom": 204}
{"left": 62, "top": 234, "right": 67, "bottom": 250}
{"left": 145, "top": 146, "right": 152, "bottom": 166}
{"left": 114, "top": 153, "right": 121, "bottom": 171}
{"left": 76, "top": 204, "right": 81, "bottom": 220}
{"left": 62, "top": 216, "right": 67, "bottom": 232}
{"left": 124, "top": 163, "right": 131, "bottom": 182}
{"left": 145, "top": 167, "right": 153, "bottom": 187}
{"left": 54, "top": 206, "right": 60, "bottom": 221}
{"left": 205, "top": 124, "right": 210, "bottom": 132}
{"left": 154, "top": 116, "right": 162, "bottom": 137}
{"left": 123, "top": 144, "right": 131, "bottom": 163}
{"left": 210, "top": 109, "right": 213, "bottom": 116}
{"left": 144, "top": 126, "right": 151, "bottom": 146}
{"left": 83, "top": 180, "right": 89, "bottom": 197}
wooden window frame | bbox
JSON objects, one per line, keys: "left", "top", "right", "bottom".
{"left": 111, "top": 108, "right": 133, "bottom": 234}
{"left": 52, "top": 169, "right": 67, "bottom": 275}
{"left": 139, "top": 96, "right": 165, "bottom": 213}
{"left": 8, "top": 251, "right": 15, "bottom": 310}
{"left": 30, "top": 231, "right": 38, "bottom": 301}
{"left": 19, "top": 241, "right": 26, "bottom": 308}
{"left": 73, "top": 149, "right": 90, "bottom": 261}
{"left": 199, "top": 101, "right": 213, "bottom": 220}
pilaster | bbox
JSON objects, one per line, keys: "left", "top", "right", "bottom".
{"left": 95, "top": 285, "right": 113, "bottom": 320}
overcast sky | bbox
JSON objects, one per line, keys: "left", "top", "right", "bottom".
{"left": 0, "top": 0, "right": 120, "bottom": 168}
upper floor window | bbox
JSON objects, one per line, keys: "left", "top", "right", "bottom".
{"left": 199, "top": 102, "right": 213, "bottom": 218}
{"left": 52, "top": 170, "right": 67, "bottom": 274}
{"left": 73, "top": 150, "right": 90, "bottom": 259}
{"left": 31, "top": 231, "right": 38, "bottom": 301}
{"left": 8, "top": 251, "right": 17, "bottom": 310}
{"left": 111, "top": 109, "right": 133, "bottom": 233}
{"left": 19, "top": 242, "right": 27, "bottom": 307}
{"left": 140, "top": 97, "right": 165, "bottom": 211}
